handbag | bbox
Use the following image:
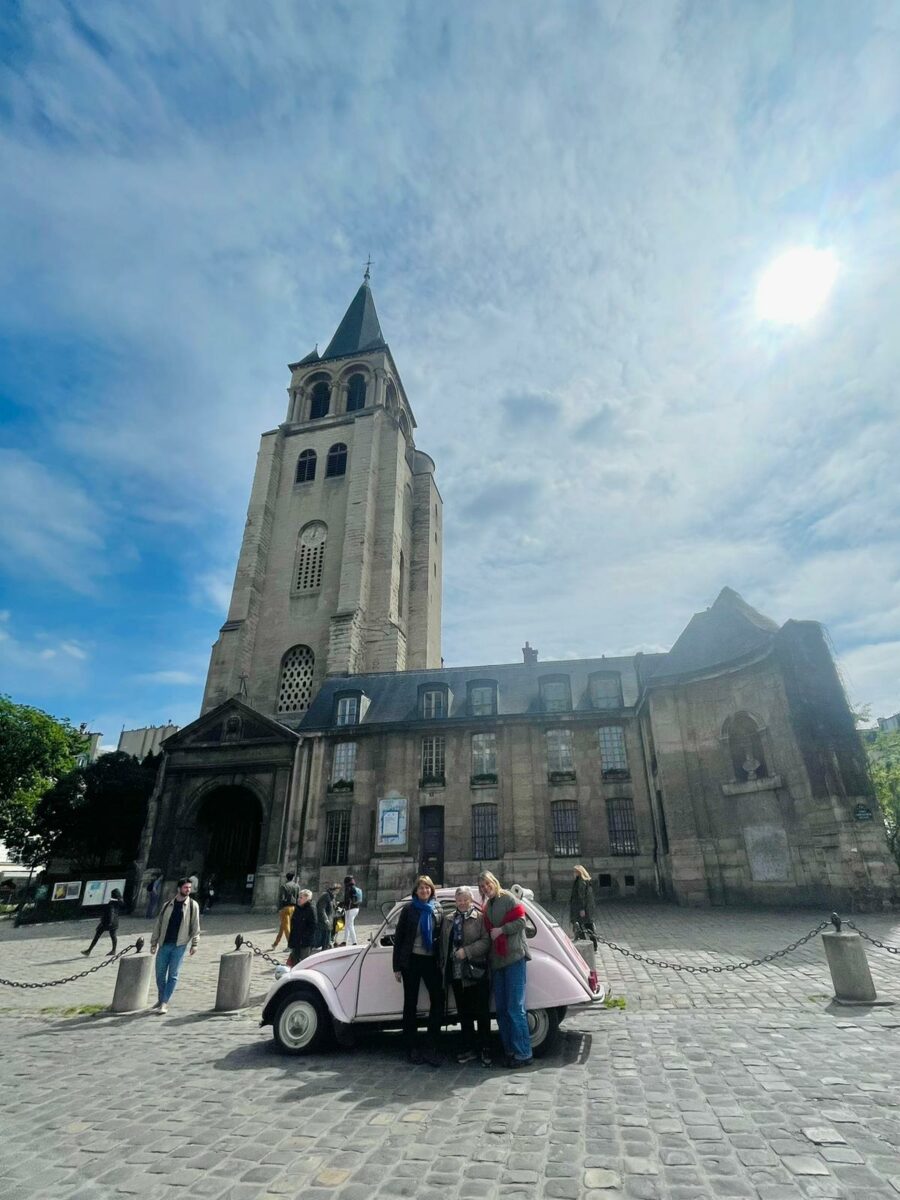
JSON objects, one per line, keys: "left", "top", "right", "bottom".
{"left": 460, "top": 958, "right": 486, "bottom": 983}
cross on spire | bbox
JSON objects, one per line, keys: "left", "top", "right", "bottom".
{"left": 363, "top": 254, "right": 373, "bottom": 283}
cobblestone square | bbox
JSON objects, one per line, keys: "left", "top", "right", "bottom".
{"left": 1, "top": 903, "right": 899, "bottom": 1199}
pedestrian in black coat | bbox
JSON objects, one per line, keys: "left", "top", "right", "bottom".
{"left": 287, "top": 890, "right": 317, "bottom": 966}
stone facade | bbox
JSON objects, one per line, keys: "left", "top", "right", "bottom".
{"left": 137, "top": 279, "right": 900, "bottom": 912}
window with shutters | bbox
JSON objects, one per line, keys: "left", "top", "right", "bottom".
{"left": 420, "top": 735, "right": 445, "bottom": 786}
{"left": 276, "top": 645, "right": 315, "bottom": 714}
{"left": 546, "top": 728, "right": 575, "bottom": 780}
{"left": 330, "top": 742, "right": 357, "bottom": 791}
{"left": 295, "top": 522, "right": 326, "bottom": 593}
{"left": 323, "top": 809, "right": 351, "bottom": 865}
{"left": 607, "top": 797, "right": 639, "bottom": 855}
{"left": 471, "top": 733, "right": 497, "bottom": 784}
{"left": 295, "top": 449, "right": 316, "bottom": 483}
{"left": 552, "top": 801, "right": 580, "bottom": 856}
{"left": 326, "top": 443, "right": 347, "bottom": 477}
{"left": 599, "top": 726, "right": 629, "bottom": 778}
{"left": 471, "top": 804, "right": 499, "bottom": 860}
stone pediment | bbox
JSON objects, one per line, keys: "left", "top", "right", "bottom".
{"left": 164, "top": 699, "right": 299, "bottom": 749}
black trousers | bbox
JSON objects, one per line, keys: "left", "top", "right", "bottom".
{"left": 88, "top": 924, "right": 117, "bottom": 953}
{"left": 451, "top": 977, "right": 490, "bottom": 1048}
{"left": 401, "top": 954, "right": 443, "bottom": 1043}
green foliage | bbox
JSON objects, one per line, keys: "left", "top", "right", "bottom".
{"left": 603, "top": 994, "right": 627, "bottom": 1009}
{"left": 863, "top": 728, "right": 900, "bottom": 868}
{"left": 0, "top": 696, "right": 87, "bottom": 858}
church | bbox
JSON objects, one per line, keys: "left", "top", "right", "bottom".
{"left": 137, "top": 277, "right": 899, "bottom": 912}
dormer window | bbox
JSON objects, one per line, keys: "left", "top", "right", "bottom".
{"left": 540, "top": 675, "right": 572, "bottom": 713}
{"left": 589, "top": 672, "right": 623, "bottom": 709}
{"left": 467, "top": 680, "right": 498, "bottom": 717}
{"left": 335, "top": 694, "right": 361, "bottom": 727}
{"left": 421, "top": 687, "right": 447, "bottom": 720}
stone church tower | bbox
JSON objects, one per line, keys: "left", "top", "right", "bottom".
{"left": 202, "top": 275, "right": 442, "bottom": 721}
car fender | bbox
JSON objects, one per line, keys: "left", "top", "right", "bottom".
{"left": 260, "top": 967, "right": 353, "bottom": 1027}
{"left": 521, "top": 948, "right": 594, "bottom": 1009}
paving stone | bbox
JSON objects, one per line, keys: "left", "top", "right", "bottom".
{"left": 584, "top": 1168, "right": 622, "bottom": 1188}
{"left": 783, "top": 1156, "right": 831, "bottom": 1176}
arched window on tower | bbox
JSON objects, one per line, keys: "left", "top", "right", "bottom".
{"left": 326, "top": 443, "right": 348, "bottom": 477}
{"left": 295, "top": 449, "right": 316, "bottom": 483}
{"left": 724, "top": 712, "right": 769, "bottom": 782}
{"left": 346, "top": 374, "right": 367, "bottom": 412}
{"left": 295, "top": 522, "right": 327, "bottom": 592}
{"left": 277, "top": 644, "right": 315, "bottom": 714}
{"left": 309, "top": 381, "right": 330, "bottom": 420}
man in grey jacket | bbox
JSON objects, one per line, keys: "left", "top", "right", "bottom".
{"left": 150, "top": 878, "right": 201, "bottom": 1014}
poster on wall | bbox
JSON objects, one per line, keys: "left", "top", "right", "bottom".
{"left": 377, "top": 795, "right": 408, "bottom": 848}
{"left": 103, "top": 879, "right": 126, "bottom": 902}
{"left": 52, "top": 881, "right": 82, "bottom": 901}
{"left": 82, "top": 879, "right": 105, "bottom": 906}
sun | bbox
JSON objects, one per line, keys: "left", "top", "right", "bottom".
{"left": 755, "top": 247, "right": 838, "bottom": 325}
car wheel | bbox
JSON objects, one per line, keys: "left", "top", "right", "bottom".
{"left": 527, "top": 1007, "right": 560, "bottom": 1057}
{"left": 272, "top": 988, "right": 331, "bottom": 1055}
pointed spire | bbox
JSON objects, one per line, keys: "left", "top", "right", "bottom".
{"left": 320, "top": 279, "right": 386, "bottom": 362}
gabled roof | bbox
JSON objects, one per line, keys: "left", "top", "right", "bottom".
{"left": 163, "top": 697, "right": 300, "bottom": 749}
{"left": 320, "top": 282, "right": 386, "bottom": 362}
{"left": 647, "top": 587, "right": 780, "bottom": 684}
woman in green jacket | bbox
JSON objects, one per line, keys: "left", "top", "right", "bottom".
{"left": 478, "top": 870, "right": 532, "bottom": 1068}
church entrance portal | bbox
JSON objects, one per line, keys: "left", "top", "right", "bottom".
{"left": 197, "top": 786, "right": 262, "bottom": 906}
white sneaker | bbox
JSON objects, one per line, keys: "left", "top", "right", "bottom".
{"left": 156, "top": 1003, "right": 168, "bottom": 1015}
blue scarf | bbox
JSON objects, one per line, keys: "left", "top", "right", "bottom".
{"left": 411, "top": 894, "right": 437, "bottom": 952}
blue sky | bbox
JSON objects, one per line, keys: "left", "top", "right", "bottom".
{"left": 1, "top": 1, "right": 899, "bottom": 745}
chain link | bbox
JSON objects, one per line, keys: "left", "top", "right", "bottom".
{"left": 593, "top": 920, "right": 831, "bottom": 973}
{"left": 0, "top": 941, "right": 142, "bottom": 989}
{"left": 239, "top": 938, "right": 286, "bottom": 968}
{"left": 844, "top": 921, "right": 900, "bottom": 955}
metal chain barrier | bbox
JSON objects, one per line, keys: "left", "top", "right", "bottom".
{"left": 844, "top": 921, "right": 900, "bottom": 956}
{"left": 235, "top": 935, "right": 284, "bottom": 968}
{"left": 0, "top": 938, "right": 144, "bottom": 989}
{"left": 593, "top": 921, "right": 831, "bottom": 974}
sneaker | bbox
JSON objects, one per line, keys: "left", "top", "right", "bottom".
{"left": 156, "top": 1003, "right": 168, "bottom": 1015}
{"left": 480, "top": 1048, "right": 493, "bottom": 1068}
{"left": 457, "top": 1049, "right": 478, "bottom": 1064}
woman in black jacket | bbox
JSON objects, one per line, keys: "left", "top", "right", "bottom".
{"left": 287, "top": 890, "right": 318, "bottom": 966}
{"left": 392, "top": 875, "right": 443, "bottom": 1066}
{"left": 569, "top": 865, "right": 597, "bottom": 946}
{"left": 81, "top": 888, "right": 123, "bottom": 956}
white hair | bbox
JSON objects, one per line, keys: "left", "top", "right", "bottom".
{"left": 298, "top": 888, "right": 313, "bottom": 900}
{"left": 455, "top": 886, "right": 474, "bottom": 900}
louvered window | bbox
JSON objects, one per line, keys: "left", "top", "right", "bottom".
{"left": 277, "top": 645, "right": 315, "bottom": 714}
{"left": 295, "top": 522, "right": 326, "bottom": 592}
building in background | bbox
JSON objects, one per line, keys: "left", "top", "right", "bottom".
{"left": 75, "top": 730, "right": 104, "bottom": 767}
{"left": 877, "top": 713, "right": 900, "bottom": 733}
{"left": 118, "top": 724, "right": 179, "bottom": 762}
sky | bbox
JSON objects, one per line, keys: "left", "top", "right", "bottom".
{"left": 1, "top": 0, "right": 899, "bottom": 747}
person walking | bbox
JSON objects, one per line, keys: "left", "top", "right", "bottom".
{"left": 393, "top": 875, "right": 443, "bottom": 1066}
{"left": 145, "top": 874, "right": 162, "bottom": 920}
{"left": 440, "top": 886, "right": 491, "bottom": 1067}
{"left": 341, "top": 875, "right": 362, "bottom": 946}
{"left": 569, "top": 865, "right": 598, "bottom": 948}
{"left": 315, "top": 884, "right": 339, "bottom": 950}
{"left": 271, "top": 872, "right": 300, "bottom": 950}
{"left": 287, "top": 890, "right": 318, "bottom": 966}
{"left": 479, "top": 870, "right": 532, "bottom": 1068}
{"left": 200, "top": 874, "right": 216, "bottom": 914}
{"left": 150, "top": 878, "right": 200, "bottom": 1014}
{"left": 81, "top": 888, "right": 124, "bottom": 956}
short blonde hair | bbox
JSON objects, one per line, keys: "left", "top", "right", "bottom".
{"left": 573, "top": 865, "right": 591, "bottom": 882}
{"left": 414, "top": 875, "right": 436, "bottom": 899}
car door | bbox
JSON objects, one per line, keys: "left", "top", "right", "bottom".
{"left": 354, "top": 904, "right": 407, "bottom": 1019}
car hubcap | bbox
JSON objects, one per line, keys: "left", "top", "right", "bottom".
{"left": 280, "top": 1000, "right": 317, "bottom": 1049}
{"left": 527, "top": 1009, "right": 549, "bottom": 1047}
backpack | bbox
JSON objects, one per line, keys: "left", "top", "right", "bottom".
{"left": 353, "top": 886, "right": 364, "bottom": 907}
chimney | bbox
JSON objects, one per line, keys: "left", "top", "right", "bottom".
{"left": 522, "top": 641, "right": 538, "bottom": 666}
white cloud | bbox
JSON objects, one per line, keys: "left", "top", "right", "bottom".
{"left": 0, "top": 616, "right": 90, "bottom": 694}
{"left": 135, "top": 669, "right": 201, "bottom": 686}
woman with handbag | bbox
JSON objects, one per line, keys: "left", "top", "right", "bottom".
{"left": 440, "top": 886, "right": 492, "bottom": 1067}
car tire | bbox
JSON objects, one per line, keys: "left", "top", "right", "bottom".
{"left": 272, "top": 987, "right": 331, "bottom": 1055}
{"left": 527, "top": 1007, "right": 560, "bottom": 1057}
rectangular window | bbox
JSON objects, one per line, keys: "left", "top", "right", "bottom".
{"left": 546, "top": 728, "right": 575, "bottom": 776}
{"left": 540, "top": 678, "right": 571, "bottom": 713}
{"left": 422, "top": 689, "right": 445, "bottom": 719}
{"left": 330, "top": 742, "right": 357, "bottom": 787}
{"left": 469, "top": 685, "right": 497, "bottom": 716}
{"left": 323, "top": 809, "right": 351, "bottom": 865}
{"left": 421, "top": 735, "right": 445, "bottom": 784}
{"left": 599, "top": 726, "right": 629, "bottom": 776}
{"left": 471, "top": 732, "right": 497, "bottom": 779}
{"left": 471, "top": 804, "right": 499, "bottom": 859}
{"left": 607, "top": 797, "right": 639, "bottom": 855}
{"left": 552, "top": 801, "right": 580, "bottom": 856}
{"left": 336, "top": 696, "right": 359, "bottom": 727}
{"left": 590, "top": 673, "right": 623, "bottom": 709}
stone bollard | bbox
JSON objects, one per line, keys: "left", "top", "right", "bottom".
{"left": 822, "top": 930, "right": 877, "bottom": 1004}
{"left": 215, "top": 949, "right": 252, "bottom": 1012}
{"left": 111, "top": 951, "right": 153, "bottom": 1014}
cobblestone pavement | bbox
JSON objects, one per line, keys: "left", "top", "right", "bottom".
{"left": 1, "top": 903, "right": 899, "bottom": 1199}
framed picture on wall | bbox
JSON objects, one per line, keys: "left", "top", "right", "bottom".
{"left": 377, "top": 795, "right": 408, "bottom": 848}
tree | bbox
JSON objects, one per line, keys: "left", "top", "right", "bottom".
{"left": 0, "top": 696, "right": 87, "bottom": 859}
{"left": 863, "top": 727, "right": 900, "bottom": 868}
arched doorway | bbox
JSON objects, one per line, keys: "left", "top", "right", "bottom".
{"left": 196, "top": 786, "right": 262, "bottom": 906}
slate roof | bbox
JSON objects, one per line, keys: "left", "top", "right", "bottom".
{"left": 298, "top": 654, "right": 650, "bottom": 730}
{"left": 319, "top": 282, "right": 387, "bottom": 362}
{"left": 646, "top": 587, "right": 780, "bottom": 684}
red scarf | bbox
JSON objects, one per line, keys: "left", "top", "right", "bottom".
{"left": 482, "top": 902, "right": 527, "bottom": 957}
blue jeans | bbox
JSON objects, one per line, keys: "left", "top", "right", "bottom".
{"left": 492, "top": 958, "right": 532, "bottom": 1061}
{"left": 155, "top": 942, "right": 188, "bottom": 1004}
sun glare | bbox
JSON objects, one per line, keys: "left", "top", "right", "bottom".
{"left": 755, "top": 247, "right": 838, "bottom": 325}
